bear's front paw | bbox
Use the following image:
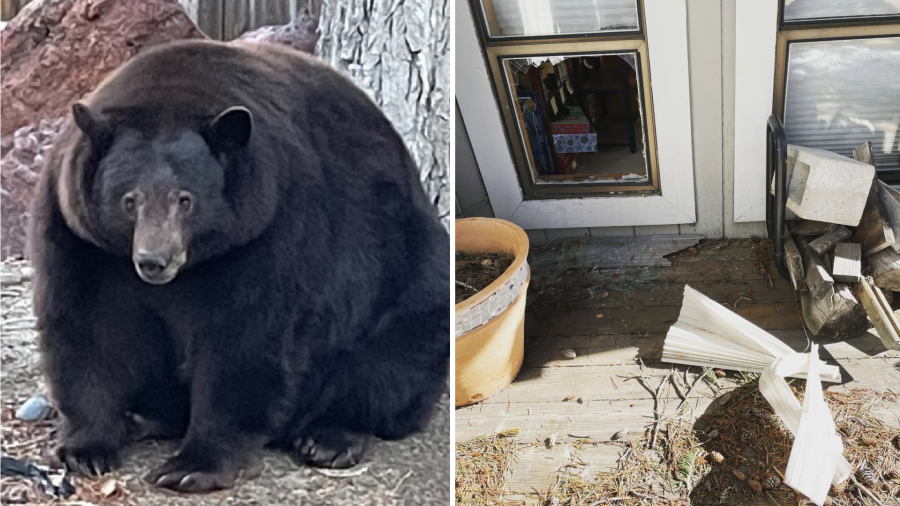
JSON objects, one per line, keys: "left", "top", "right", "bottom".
{"left": 55, "top": 438, "right": 120, "bottom": 476}
{"left": 293, "top": 429, "right": 371, "bottom": 469}
{"left": 145, "top": 452, "right": 250, "bottom": 493}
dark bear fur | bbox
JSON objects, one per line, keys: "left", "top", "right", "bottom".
{"left": 29, "top": 40, "right": 449, "bottom": 493}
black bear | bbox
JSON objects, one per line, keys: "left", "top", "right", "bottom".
{"left": 29, "top": 39, "right": 449, "bottom": 493}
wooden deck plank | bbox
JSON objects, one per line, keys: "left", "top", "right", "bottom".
{"left": 529, "top": 302, "right": 805, "bottom": 337}
{"left": 470, "top": 359, "right": 900, "bottom": 406}
{"left": 521, "top": 329, "right": 900, "bottom": 369}
{"left": 458, "top": 241, "right": 900, "bottom": 504}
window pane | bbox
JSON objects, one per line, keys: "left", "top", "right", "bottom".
{"left": 503, "top": 52, "right": 650, "bottom": 186}
{"left": 783, "top": 37, "right": 900, "bottom": 167}
{"left": 783, "top": 0, "right": 900, "bottom": 23}
{"left": 480, "top": 0, "right": 639, "bottom": 38}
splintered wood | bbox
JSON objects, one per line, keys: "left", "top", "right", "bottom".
{"left": 783, "top": 142, "right": 900, "bottom": 351}
{"left": 851, "top": 280, "right": 900, "bottom": 351}
{"left": 831, "top": 243, "right": 861, "bottom": 283}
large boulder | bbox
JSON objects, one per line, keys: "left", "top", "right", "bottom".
{"left": 1, "top": 0, "right": 206, "bottom": 136}
{"left": 1, "top": 119, "right": 63, "bottom": 259}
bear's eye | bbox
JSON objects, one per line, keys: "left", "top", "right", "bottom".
{"left": 122, "top": 194, "right": 136, "bottom": 215}
{"left": 178, "top": 192, "right": 193, "bottom": 214}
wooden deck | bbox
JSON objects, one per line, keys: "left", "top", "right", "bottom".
{"left": 455, "top": 239, "right": 900, "bottom": 503}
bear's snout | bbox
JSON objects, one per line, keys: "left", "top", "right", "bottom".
{"left": 132, "top": 247, "right": 185, "bottom": 285}
{"left": 135, "top": 251, "right": 168, "bottom": 277}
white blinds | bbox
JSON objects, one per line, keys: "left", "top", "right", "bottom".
{"left": 483, "top": 0, "right": 638, "bottom": 37}
{"left": 783, "top": 37, "right": 900, "bottom": 168}
{"left": 783, "top": 0, "right": 900, "bottom": 23}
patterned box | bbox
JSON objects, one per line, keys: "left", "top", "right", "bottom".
{"left": 553, "top": 131, "right": 597, "bottom": 153}
{"left": 550, "top": 107, "right": 590, "bottom": 134}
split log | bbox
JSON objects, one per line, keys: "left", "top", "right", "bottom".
{"left": 851, "top": 280, "right": 900, "bottom": 350}
{"left": 790, "top": 220, "right": 835, "bottom": 237}
{"left": 783, "top": 229, "right": 806, "bottom": 292}
{"left": 851, "top": 181, "right": 896, "bottom": 256}
{"left": 808, "top": 225, "right": 852, "bottom": 256}
{"left": 800, "top": 283, "right": 868, "bottom": 339}
{"left": 867, "top": 247, "right": 900, "bottom": 291}
{"left": 853, "top": 141, "right": 875, "bottom": 166}
{"left": 797, "top": 236, "right": 834, "bottom": 299}
{"left": 831, "top": 243, "right": 862, "bottom": 283}
{"left": 875, "top": 181, "right": 900, "bottom": 252}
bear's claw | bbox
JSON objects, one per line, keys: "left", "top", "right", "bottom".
{"left": 145, "top": 452, "right": 254, "bottom": 493}
{"left": 293, "top": 430, "right": 370, "bottom": 469}
{"left": 56, "top": 444, "right": 118, "bottom": 476}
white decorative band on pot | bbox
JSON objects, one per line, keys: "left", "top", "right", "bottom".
{"left": 455, "top": 261, "right": 529, "bottom": 337}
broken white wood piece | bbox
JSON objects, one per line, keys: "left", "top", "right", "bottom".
{"left": 867, "top": 247, "right": 900, "bottom": 291}
{"left": 556, "top": 234, "right": 703, "bottom": 268}
{"left": 831, "top": 243, "right": 861, "bottom": 283}
{"left": 790, "top": 220, "right": 835, "bottom": 236}
{"left": 759, "top": 344, "right": 851, "bottom": 506}
{"left": 797, "top": 236, "right": 834, "bottom": 299}
{"left": 851, "top": 280, "right": 900, "bottom": 351}
{"left": 662, "top": 285, "right": 840, "bottom": 382}
{"left": 777, "top": 144, "right": 875, "bottom": 227}
{"left": 783, "top": 229, "right": 806, "bottom": 292}
{"left": 800, "top": 283, "right": 867, "bottom": 339}
{"left": 808, "top": 226, "right": 851, "bottom": 256}
{"left": 851, "top": 181, "right": 896, "bottom": 256}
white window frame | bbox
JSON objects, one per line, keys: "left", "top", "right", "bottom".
{"left": 456, "top": 0, "right": 696, "bottom": 229}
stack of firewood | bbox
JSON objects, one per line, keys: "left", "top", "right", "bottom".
{"left": 780, "top": 142, "right": 900, "bottom": 351}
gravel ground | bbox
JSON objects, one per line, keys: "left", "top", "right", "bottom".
{"left": 0, "top": 259, "right": 451, "bottom": 505}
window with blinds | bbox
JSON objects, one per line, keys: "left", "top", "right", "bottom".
{"left": 479, "top": 0, "right": 639, "bottom": 38}
{"left": 774, "top": 1, "right": 900, "bottom": 175}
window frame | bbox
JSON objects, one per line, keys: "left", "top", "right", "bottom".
{"left": 732, "top": 1, "right": 900, "bottom": 224}
{"left": 485, "top": 40, "right": 661, "bottom": 198}
{"left": 475, "top": 0, "right": 644, "bottom": 42}
{"left": 472, "top": 0, "right": 661, "bottom": 197}
{"left": 773, "top": 8, "right": 900, "bottom": 178}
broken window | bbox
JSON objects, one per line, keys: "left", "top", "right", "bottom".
{"left": 774, "top": 1, "right": 900, "bottom": 179}
{"left": 476, "top": 2, "right": 660, "bottom": 197}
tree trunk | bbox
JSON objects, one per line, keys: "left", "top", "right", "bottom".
{"left": 316, "top": 0, "right": 450, "bottom": 228}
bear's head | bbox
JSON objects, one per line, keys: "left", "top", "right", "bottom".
{"left": 69, "top": 103, "right": 253, "bottom": 285}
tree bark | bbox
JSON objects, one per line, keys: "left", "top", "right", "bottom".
{"left": 315, "top": 0, "right": 450, "bottom": 228}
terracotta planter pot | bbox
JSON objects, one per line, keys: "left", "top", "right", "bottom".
{"left": 455, "top": 218, "right": 530, "bottom": 407}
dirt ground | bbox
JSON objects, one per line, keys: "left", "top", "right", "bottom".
{"left": 0, "top": 259, "right": 451, "bottom": 505}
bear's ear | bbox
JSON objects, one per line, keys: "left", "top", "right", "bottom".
{"left": 71, "top": 103, "right": 112, "bottom": 146}
{"left": 205, "top": 106, "right": 252, "bottom": 152}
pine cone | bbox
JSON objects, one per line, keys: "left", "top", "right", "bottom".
{"left": 732, "top": 468, "right": 746, "bottom": 481}
{"left": 831, "top": 480, "right": 847, "bottom": 495}
{"left": 740, "top": 427, "right": 757, "bottom": 444}
{"left": 710, "top": 451, "right": 725, "bottom": 464}
{"left": 563, "top": 348, "right": 577, "bottom": 359}
{"left": 860, "top": 436, "right": 879, "bottom": 446}
{"left": 718, "top": 393, "right": 732, "bottom": 406}
{"left": 763, "top": 475, "right": 781, "bottom": 490}
{"left": 611, "top": 428, "right": 628, "bottom": 440}
{"left": 747, "top": 479, "right": 762, "bottom": 493}
{"left": 749, "top": 408, "right": 771, "bottom": 420}
{"left": 857, "top": 467, "right": 877, "bottom": 487}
